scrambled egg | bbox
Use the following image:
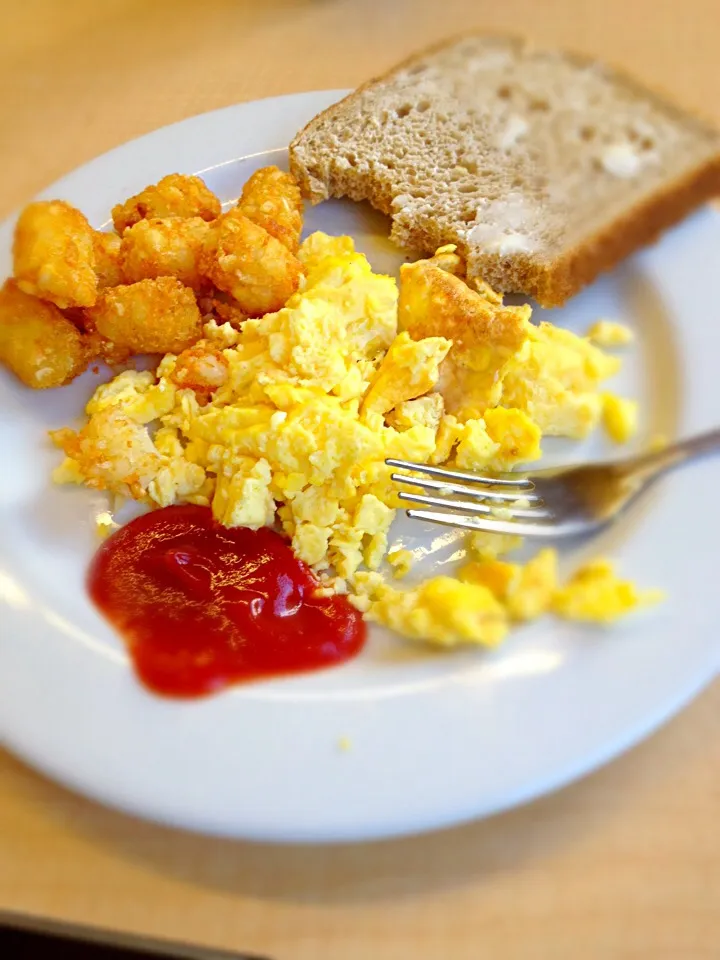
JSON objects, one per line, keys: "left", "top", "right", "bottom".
{"left": 552, "top": 559, "right": 663, "bottom": 623}
{"left": 364, "top": 576, "right": 508, "bottom": 647}
{"left": 460, "top": 548, "right": 558, "bottom": 622}
{"left": 602, "top": 393, "right": 638, "bottom": 444}
{"left": 53, "top": 233, "right": 657, "bottom": 648}
{"left": 499, "top": 323, "right": 621, "bottom": 439}
{"left": 586, "top": 318, "right": 634, "bottom": 348}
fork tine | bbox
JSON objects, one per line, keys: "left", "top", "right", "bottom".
{"left": 391, "top": 472, "right": 543, "bottom": 503}
{"left": 385, "top": 458, "right": 535, "bottom": 490}
{"left": 398, "top": 491, "right": 553, "bottom": 519}
{"left": 406, "top": 509, "right": 555, "bottom": 538}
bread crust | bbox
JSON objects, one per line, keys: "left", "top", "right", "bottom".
{"left": 289, "top": 33, "right": 720, "bottom": 305}
{"left": 534, "top": 154, "right": 720, "bottom": 305}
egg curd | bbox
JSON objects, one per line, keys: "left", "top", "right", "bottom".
{"left": 52, "top": 233, "right": 658, "bottom": 648}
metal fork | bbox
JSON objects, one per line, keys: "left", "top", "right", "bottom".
{"left": 387, "top": 427, "right": 720, "bottom": 539}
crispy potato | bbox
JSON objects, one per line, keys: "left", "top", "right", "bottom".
{"left": 112, "top": 174, "right": 221, "bottom": 234}
{"left": 83, "top": 331, "right": 134, "bottom": 366}
{"left": 51, "top": 408, "right": 163, "bottom": 501}
{"left": 93, "top": 231, "right": 123, "bottom": 288}
{"left": 13, "top": 201, "right": 97, "bottom": 309}
{"left": 63, "top": 306, "right": 132, "bottom": 365}
{"left": 0, "top": 280, "right": 89, "bottom": 388}
{"left": 61, "top": 306, "right": 132, "bottom": 366}
{"left": 170, "top": 341, "right": 229, "bottom": 394}
{"left": 199, "top": 209, "right": 303, "bottom": 316}
{"left": 208, "top": 290, "right": 248, "bottom": 328}
{"left": 237, "top": 165, "right": 303, "bottom": 252}
{"left": 195, "top": 290, "right": 247, "bottom": 329}
{"left": 119, "top": 216, "right": 210, "bottom": 289}
{"left": 85, "top": 277, "right": 202, "bottom": 354}
{"left": 61, "top": 306, "right": 88, "bottom": 329}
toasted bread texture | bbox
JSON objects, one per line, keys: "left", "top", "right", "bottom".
{"left": 290, "top": 34, "right": 720, "bottom": 305}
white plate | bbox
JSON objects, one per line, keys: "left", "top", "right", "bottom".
{"left": 0, "top": 91, "right": 719, "bottom": 843}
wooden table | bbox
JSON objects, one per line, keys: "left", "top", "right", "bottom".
{"left": 1, "top": 2, "right": 719, "bottom": 957}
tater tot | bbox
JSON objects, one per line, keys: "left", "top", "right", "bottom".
{"left": 0, "top": 281, "right": 89, "bottom": 388}
{"left": 237, "top": 166, "right": 303, "bottom": 252}
{"left": 83, "top": 331, "right": 134, "bottom": 366}
{"left": 61, "top": 306, "right": 87, "bottom": 329}
{"left": 209, "top": 291, "right": 248, "bottom": 328}
{"left": 199, "top": 209, "right": 303, "bottom": 316}
{"left": 93, "top": 231, "right": 123, "bottom": 288}
{"left": 119, "top": 216, "right": 210, "bottom": 290}
{"left": 170, "top": 341, "right": 229, "bottom": 394}
{"left": 195, "top": 290, "right": 247, "bottom": 327}
{"left": 111, "top": 174, "right": 221, "bottom": 234}
{"left": 51, "top": 408, "right": 163, "bottom": 501}
{"left": 85, "top": 277, "right": 202, "bottom": 354}
{"left": 66, "top": 302, "right": 134, "bottom": 364}
{"left": 13, "top": 201, "right": 97, "bottom": 309}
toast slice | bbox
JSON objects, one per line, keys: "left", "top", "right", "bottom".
{"left": 290, "top": 34, "right": 720, "bottom": 306}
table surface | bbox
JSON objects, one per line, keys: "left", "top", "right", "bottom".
{"left": 1, "top": 2, "right": 719, "bottom": 958}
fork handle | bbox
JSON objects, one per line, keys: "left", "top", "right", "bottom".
{"left": 627, "top": 426, "right": 720, "bottom": 480}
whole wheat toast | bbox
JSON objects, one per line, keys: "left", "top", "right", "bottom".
{"left": 290, "top": 34, "right": 720, "bottom": 306}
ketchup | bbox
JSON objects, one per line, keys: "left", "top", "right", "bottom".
{"left": 88, "top": 505, "right": 366, "bottom": 698}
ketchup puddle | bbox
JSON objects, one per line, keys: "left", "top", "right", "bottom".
{"left": 89, "top": 504, "right": 366, "bottom": 697}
